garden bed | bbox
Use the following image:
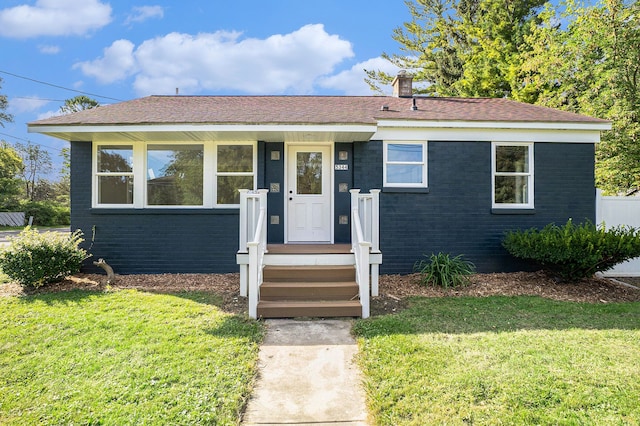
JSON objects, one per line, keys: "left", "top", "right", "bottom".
{"left": 2, "top": 271, "right": 638, "bottom": 316}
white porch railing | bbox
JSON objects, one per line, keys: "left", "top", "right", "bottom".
{"left": 350, "top": 189, "right": 381, "bottom": 319}
{"left": 237, "top": 189, "right": 268, "bottom": 318}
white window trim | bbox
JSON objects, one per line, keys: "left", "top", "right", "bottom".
{"left": 93, "top": 141, "right": 257, "bottom": 209}
{"left": 491, "top": 142, "right": 534, "bottom": 209}
{"left": 383, "top": 141, "right": 428, "bottom": 188}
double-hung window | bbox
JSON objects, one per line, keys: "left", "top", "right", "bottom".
{"left": 492, "top": 142, "right": 534, "bottom": 209}
{"left": 215, "top": 143, "right": 255, "bottom": 206}
{"left": 95, "top": 145, "right": 134, "bottom": 206}
{"left": 383, "top": 141, "right": 428, "bottom": 188}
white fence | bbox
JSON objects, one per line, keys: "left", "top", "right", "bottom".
{"left": 596, "top": 190, "right": 640, "bottom": 276}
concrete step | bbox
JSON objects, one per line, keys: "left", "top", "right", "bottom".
{"left": 260, "top": 281, "right": 359, "bottom": 301}
{"left": 257, "top": 300, "right": 362, "bottom": 318}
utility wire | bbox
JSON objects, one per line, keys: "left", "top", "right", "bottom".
{"left": 0, "top": 131, "right": 65, "bottom": 152}
{"left": 0, "top": 69, "right": 125, "bottom": 102}
{"left": 13, "top": 96, "right": 67, "bottom": 102}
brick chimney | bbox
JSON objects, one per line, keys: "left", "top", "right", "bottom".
{"left": 392, "top": 70, "right": 413, "bottom": 98}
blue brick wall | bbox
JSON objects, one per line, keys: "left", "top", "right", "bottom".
{"left": 71, "top": 142, "right": 241, "bottom": 274}
{"left": 264, "top": 142, "right": 285, "bottom": 243}
{"left": 72, "top": 139, "right": 596, "bottom": 275}
{"left": 334, "top": 143, "right": 353, "bottom": 243}
{"left": 353, "top": 140, "right": 596, "bottom": 274}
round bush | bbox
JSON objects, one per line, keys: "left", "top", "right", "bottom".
{"left": 503, "top": 219, "right": 640, "bottom": 282}
{"left": 0, "top": 227, "right": 88, "bottom": 288}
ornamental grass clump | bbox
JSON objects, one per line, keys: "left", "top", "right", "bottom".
{"left": 503, "top": 219, "right": 640, "bottom": 282}
{"left": 414, "top": 252, "right": 476, "bottom": 288}
{"left": 0, "top": 227, "right": 88, "bottom": 288}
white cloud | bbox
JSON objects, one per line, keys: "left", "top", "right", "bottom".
{"left": 318, "top": 57, "right": 400, "bottom": 95}
{"left": 38, "top": 44, "right": 61, "bottom": 54}
{"left": 73, "top": 39, "right": 137, "bottom": 84}
{"left": 75, "top": 24, "right": 354, "bottom": 95}
{"left": 9, "top": 97, "right": 51, "bottom": 114}
{"left": 0, "top": 0, "right": 112, "bottom": 39}
{"left": 124, "top": 5, "right": 164, "bottom": 25}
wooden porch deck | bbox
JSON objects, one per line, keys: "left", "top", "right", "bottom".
{"left": 266, "top": 244, "right": 352, "bottom": 254}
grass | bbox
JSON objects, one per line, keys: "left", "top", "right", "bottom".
{"left": 0, "top": 289, "right": 263, "bottom": 425}
{"left": 354, "top": 296, "right": 640, "bottom": 425}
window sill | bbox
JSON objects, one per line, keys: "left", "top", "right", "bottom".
{"left": 382, "top": 187, "right": 430, "bottom": 194}
{"left": 491, "top": 208, "right": 535, "bottom": 215}
{"left": 90, "top": 208, "right": 239, "bottom": 215}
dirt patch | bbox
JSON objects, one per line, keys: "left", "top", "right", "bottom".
{"left": 1, "top": 271, "right": 639, "bottom": 316}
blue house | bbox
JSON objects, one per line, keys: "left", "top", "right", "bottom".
{"left": 28, "top": 73, "right": 610, "bottom": 318}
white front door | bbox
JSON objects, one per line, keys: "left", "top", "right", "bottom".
{"left": 286, "top": 145, "right": 332, "bottom": 242}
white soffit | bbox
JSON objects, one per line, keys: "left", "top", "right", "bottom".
{"left": 28, "top": 124, "right": 378, "bottom": 143}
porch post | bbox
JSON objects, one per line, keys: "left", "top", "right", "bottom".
{"left": 238, "top": 189, "right": 249, "bottom": 297}
{"left": 247, "top": 241, "right": 259, "bottom": 319}
{"left": 258, "top": 189, "right": 269, "bottom": 252}
{"left": 370, "top": 189, "right": 381, "bottom": 297}
{"left": 350, "top": 189, "right": 360, "bottom": 254}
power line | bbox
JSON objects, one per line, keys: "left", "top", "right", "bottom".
{"left": 0, "top": 69, "right": 125, "bottom": 102}
{"left": 0, "top": 131, "right": 65, "bottom": 153}
{"left": 13, "top": 96, "right": 67, "bottom": 102}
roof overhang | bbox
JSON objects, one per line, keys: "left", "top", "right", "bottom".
{"left": 27, "top": 123, "right": 378, "bottom": 143}
{"left": 373, "top": 120, "right": 612, "bottom": 143}
{"left": 375, "top": 119, "right": 612, "bottom": 131}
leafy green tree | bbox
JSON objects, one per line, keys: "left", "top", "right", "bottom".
{"left": 365, "top": 0, "right": 546, "bottom": 97}
{"left": 0, "top": 77, "right": 13, "bottom": 127}
{"left": 59, "top": 95, "right": 100, "bottom": 114}
{"left": 0, "top": 141, "right": 24, "bottom": 208}
{"left": 370, "top": 0, "right": 638, "bottom": 194}
{"left": 523, "top": 0, "right": 640, "bottom": 194}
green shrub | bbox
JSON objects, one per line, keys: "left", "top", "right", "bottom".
{"left": 0, "top": 227, "right": 88, "bottom": 288}
{"left": 413, "top": 252, "right": 476, "bottom": 288}
{"left": 502, "top": 219, "right": 640, "bottom": 282}
{"left": 20, "top": 201, "right": 70, "bottom": 226}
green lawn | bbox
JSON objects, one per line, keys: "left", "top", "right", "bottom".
{"left": 0, "top": 289, "right": 263, "bottom": 425}
{"left": 354, "top": 296, "right": 640, "bottom": 425}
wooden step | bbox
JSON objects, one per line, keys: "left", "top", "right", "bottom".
{"left": 257, "top": 300, "right": 362, "bottom": 318}
{"left": 260, "top": 281, "right": 359, "bottom": 301}
{"left": 263, "top": 265, "right": 355, "bottom": 282}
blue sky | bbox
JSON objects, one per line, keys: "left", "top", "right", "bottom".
{"left": 0, "top": 0, "right": 409, "bottom": 176}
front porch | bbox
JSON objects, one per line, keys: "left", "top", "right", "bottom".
{"left": 237, "top": 189, "right": 382, "bottom": 319}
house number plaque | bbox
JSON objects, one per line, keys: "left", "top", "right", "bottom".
{"left": 334, "top": 164, "right": 348, "bottom": 171}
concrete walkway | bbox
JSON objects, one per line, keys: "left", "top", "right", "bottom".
{"left": 242, "top": 319, "right": 369, "bottom": 426}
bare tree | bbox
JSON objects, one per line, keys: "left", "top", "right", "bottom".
{"left": 16, "top": 142, "right": 52, "bottom": 201}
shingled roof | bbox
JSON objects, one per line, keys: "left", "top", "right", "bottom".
{"left": 29, "top": 95, "right": 608, "bottom": 127}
